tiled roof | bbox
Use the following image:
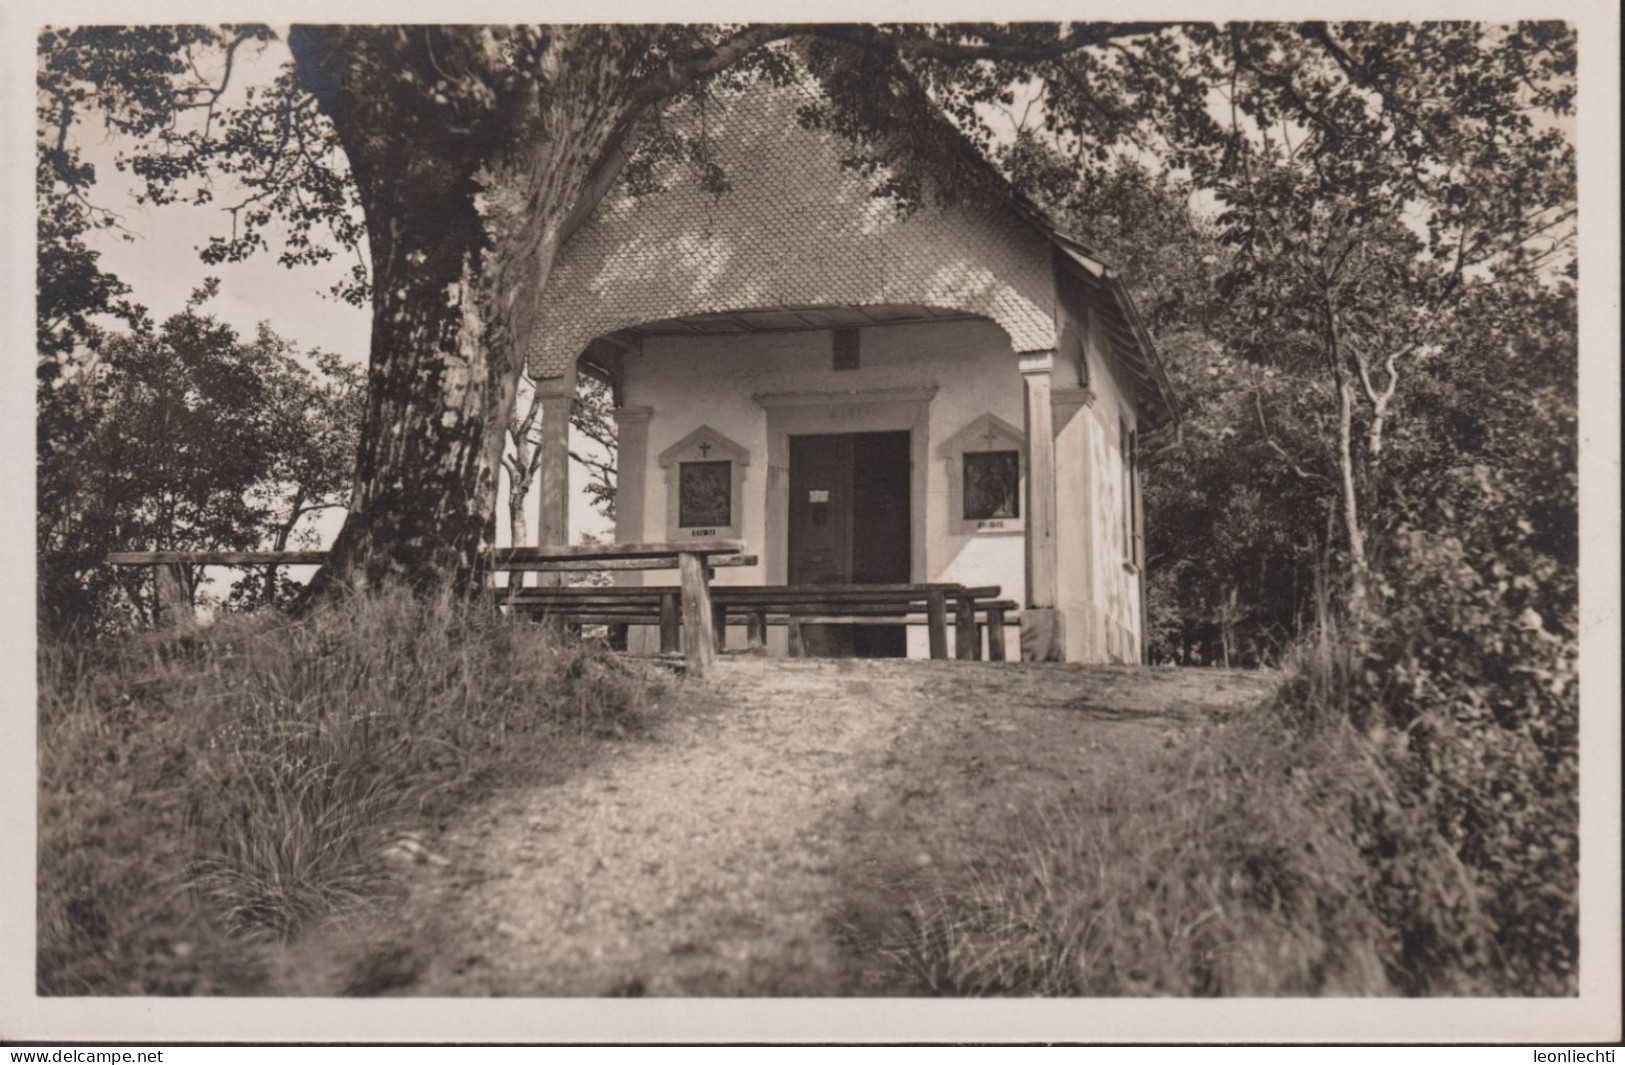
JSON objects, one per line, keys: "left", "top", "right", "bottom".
{"left": 526, "top": 82, "right": 1059, "bottom": 379}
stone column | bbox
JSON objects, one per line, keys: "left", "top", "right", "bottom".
{"left": 611, "top": 406, "right": 652, "bottom": 544}
{"left": 1019, "top": 350, "right": 1065, "bottom": 662}
{"left": 535, "top": 391, "right": 573, "bottom": 587}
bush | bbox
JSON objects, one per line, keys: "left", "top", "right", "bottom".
{"left": 1305, "top": 526, "right": 1577, "bottom": 994}
{"left": 37, "top": 589, "right": 663, "bottom": 994}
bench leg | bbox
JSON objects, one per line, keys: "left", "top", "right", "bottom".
{"left": 955, "top": 596, "right": 979, "bottom": 661}
{"left": 711, "top": 602, "right": 728, "bottom": 651}
{"left": 788, "top": 618, "right": 805, "bottom": 658}
{"left": 746, "top": 611, "right": 767, "bottom": 652}
{"left": 659, "top": 592, "right": 681, "bottom": 654}
{"left": 987, "top": 609, "right": 1007, "bottom": 661}
{"left": 926, "top": 591, "right": 949, "bottom": 660}
{"left": 608, "top": 623, "right": 629, "bottom": 652}
{"left": 678, "top": 551, "right": 716, "bottom": 677}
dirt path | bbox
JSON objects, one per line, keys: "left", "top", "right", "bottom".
{"left": 291, "top": 657, "right": 1276, "bottom": 997}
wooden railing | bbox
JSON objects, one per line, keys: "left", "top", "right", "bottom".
{"left": 105, "top": 540, "right": 749, "bottom": 678}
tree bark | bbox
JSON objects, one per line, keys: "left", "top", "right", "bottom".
{"left": 305, "top": 182, "right": 525, "bottom": 595}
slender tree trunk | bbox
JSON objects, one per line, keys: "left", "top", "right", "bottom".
{"left": 1323, "top": 300, "right": 1369, "bottom": 623}
{"left": 508, "top": 489, "right": 530, "bottom": 552}
{"left": 1332, "top": 366, "right": 1368, "bottom": 618}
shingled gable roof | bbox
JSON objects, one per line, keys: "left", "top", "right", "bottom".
{"left": 529, "top": 77, "right": 1179, "bottom": 431}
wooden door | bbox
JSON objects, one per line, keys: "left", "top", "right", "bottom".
{"left": 788, "top": 431, "right": 910, "bottom": 657}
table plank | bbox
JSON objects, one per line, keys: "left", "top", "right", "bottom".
{"left": 107, "top": 540, "right": 747, "bottom": 567}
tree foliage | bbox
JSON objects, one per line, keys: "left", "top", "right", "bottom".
{"left": 38, "top": 294, "right": 362, "bottom": 631}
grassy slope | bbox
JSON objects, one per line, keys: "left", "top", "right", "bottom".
{"left": 37, "top": 591, "right": 663, "bottom": 994}
{"left": 869, "top": 683, "right": 1395, "bottom": 995}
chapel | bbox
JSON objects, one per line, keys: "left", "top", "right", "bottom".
{"left": 523, "top": 81, "right": 1179, "bottom": 663}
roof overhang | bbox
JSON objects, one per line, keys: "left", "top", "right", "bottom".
{"left": 610, "top": 303, "right": 981, "bottom": 341}
{"left": 1043, "top": 228, "right": 1181, "bottom": 433}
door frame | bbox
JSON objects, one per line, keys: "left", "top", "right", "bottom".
{"left": 754, "top": 386, "right": 936, "bottom": 586}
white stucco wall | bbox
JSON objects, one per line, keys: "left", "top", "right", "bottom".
{"left": 618, "top": 317, "right": 1038, "bottom": 658}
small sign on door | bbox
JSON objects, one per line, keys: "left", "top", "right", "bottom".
{"left": 808, "top": 489, "right": 830, "bottom": 503}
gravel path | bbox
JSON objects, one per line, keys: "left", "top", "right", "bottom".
{"left": 294, "top": 657, "right": 1276, "bottom": 997}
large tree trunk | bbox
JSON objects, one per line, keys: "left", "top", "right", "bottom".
{"left": 289, "top": 26, "right": 640, "bottom": 597}
{"left": 308, "top": 193, "right": 535, "bottom": 594}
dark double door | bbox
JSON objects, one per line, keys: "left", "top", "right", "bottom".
{"left": 787, "top": 431, "right": 911, "bottom": 657}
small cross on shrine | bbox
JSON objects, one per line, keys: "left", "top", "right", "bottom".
{"left": 697, "top": 440, "right": 713, "bottom": 457}
{"left": 981, "top": 425, "right": 1001, "bottom": 448}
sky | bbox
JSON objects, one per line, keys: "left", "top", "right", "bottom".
{"left": 77, "top": 34, "right": 370, "bottom": 357}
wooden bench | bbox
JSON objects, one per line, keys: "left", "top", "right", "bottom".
{"left": 104, "top": 540, "right": 747, "bottom": 678}
{"left": 504, "top": 582, "right": 1017, "bottom": 661}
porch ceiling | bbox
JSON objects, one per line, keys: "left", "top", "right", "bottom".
{"left": 610, "top": 303, "right": 982, "bottom": 342}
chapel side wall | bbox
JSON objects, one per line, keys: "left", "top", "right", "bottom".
{"left": 619, "top": 317, "right": 1028, "bottom": 659}
{"left": 1090, "top": 351, "right": 1144, "bottom": 663}
{"left": 1053, "top": 270, "right": 1143, "bottom": 664}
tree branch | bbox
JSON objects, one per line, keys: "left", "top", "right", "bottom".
{"left": 1254, "top": 385, "right": 1329, "bottom": 484}
{"left": 637, "top": 24, "right": 802, "bottom": 104}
